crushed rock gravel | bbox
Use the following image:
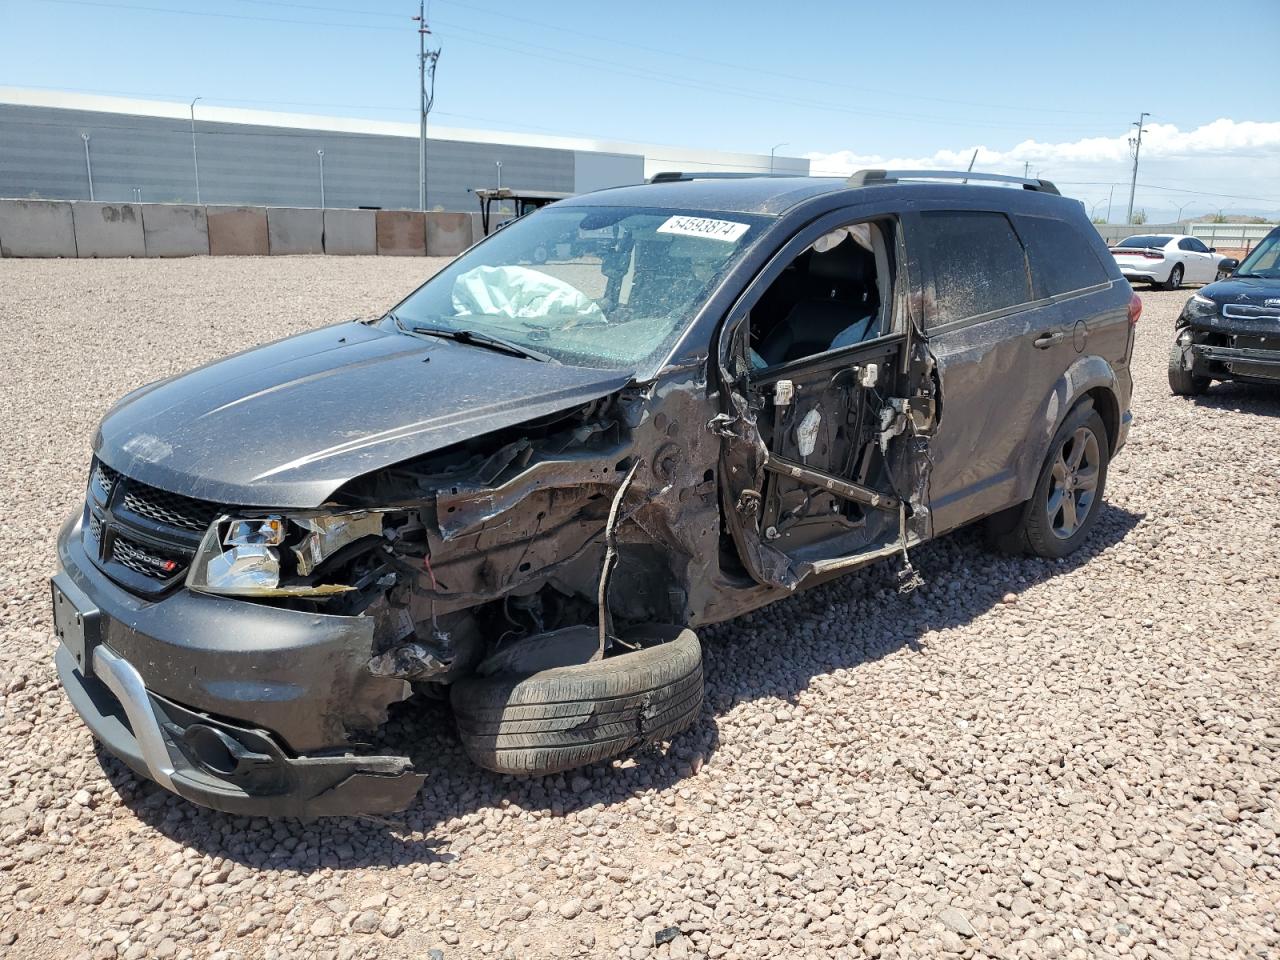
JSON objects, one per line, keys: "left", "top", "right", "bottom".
{"left": 0, "top": 256, "right": 1276, "bottom": 960}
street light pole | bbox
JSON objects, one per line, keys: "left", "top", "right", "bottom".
{"left": 1125, "top": 111, "right": 1149, "bottom": 225}
{"left": 413, "top": 2, "right": 440, "bottom": 211}
{"left": 81, "top": 133, "right": 94, "bottom": 201}
{"left": 1106, "top": 184, "right": 1115, "bottom": 224}
{"left": 189, "top": 96, "right": 202, "bottom": 203}
{"left": 1175, "top": 200, "right": 1193, "bottom": 225}
{"left": 317, "top": 149, "right": 325, "bottom": 208}
{"left": 769, "top": 142, "right": 789, "bottom": 175}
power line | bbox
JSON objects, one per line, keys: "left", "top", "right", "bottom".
{"left": 435, "top": 0, "right": 1122, "bottom": 119}
{"left": 1054, "top": 181, "right": 1280, "bottom": 205}
{"left": 27, "top": 0, "right": 1112, "bottom": 133}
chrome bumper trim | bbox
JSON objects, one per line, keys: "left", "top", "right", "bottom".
{"left": 91, "top": 645, "right": 176, "bottom": 790}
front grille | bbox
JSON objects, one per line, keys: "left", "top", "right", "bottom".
{"left": 1223, "top": 303, "right": 1280, "bottom": 320}
{"left": 121, "top": 480, "right": 222, "bottom": 532}
{"left": 111, "top": 533, "right": 186, "bottom": 578}
{"left": 91, "top": 461, "right": 119, "bottom": 502}
{"left": 84, "top": 459, "right": 227, "bottom": 594}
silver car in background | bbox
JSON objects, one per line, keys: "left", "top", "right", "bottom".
{"left": 1110, "top": 234, "right": 1230, "bottom": 289}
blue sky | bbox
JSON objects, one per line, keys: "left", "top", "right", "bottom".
{"left": 4, "top": 0, "right": 1279, "bottom": 218}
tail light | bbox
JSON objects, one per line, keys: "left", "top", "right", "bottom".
{"left": 1110, "top": 248, "right": 1165, "bottom": 260}
{"left": 1128, "top": 292, "right": 1142, "bottom": 326}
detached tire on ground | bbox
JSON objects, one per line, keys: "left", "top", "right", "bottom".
{"left": 451, "top": 628, "right": 704, "bottom": 776}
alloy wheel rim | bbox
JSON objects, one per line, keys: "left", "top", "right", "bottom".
{"left": 1046, "top": 426, "right": 1100, "bottom": 539}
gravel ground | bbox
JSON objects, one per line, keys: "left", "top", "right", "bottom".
{"left": 0, "top": 257, "right": 1276, "bottom": 960}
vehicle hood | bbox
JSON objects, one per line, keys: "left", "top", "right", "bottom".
{"left": 1199, "top": 275, "right": 1280, "bottom": 306}
{"left": 94, "top": 322, "right": 633, "bottom": 508}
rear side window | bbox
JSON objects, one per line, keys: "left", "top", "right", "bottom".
{"left": 1016, "top": 215, "right": 1112, "bottom": 297}
{"left": 921, "top": 211, "right": 1031, "bottom": 325}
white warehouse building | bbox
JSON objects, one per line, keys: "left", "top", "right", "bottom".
{"left": 0, "top": 87, "right": 810, "bottom": 212}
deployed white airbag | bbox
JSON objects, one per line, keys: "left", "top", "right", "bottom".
{"left": 451, "top": 265, "right": 607, "bottom": 325}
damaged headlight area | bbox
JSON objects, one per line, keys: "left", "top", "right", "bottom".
{"left": 1183, "top": 293, "right": 1219, "bottom": 322}
{"left": 187, "top": 510, "right": 388, "bottom": 598}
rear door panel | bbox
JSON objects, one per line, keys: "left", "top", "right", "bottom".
{"left": 911, "top": 207, "right": 1067, "bottom": 534}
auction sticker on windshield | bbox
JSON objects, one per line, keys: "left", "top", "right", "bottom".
{"left": 657, "top": 215, "right": 751, "bottom": 242}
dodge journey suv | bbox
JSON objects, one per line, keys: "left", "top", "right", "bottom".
{"left": 52, "top": 170, "right": 1137, "bottom": 816}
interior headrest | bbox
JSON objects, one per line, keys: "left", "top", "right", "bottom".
{"left": 807, "top": 236, "right": 872, "bottom": 285}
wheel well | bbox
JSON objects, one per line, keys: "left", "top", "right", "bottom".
{"left": 1082, "top": 386, "right": 1120, "bottom": 453}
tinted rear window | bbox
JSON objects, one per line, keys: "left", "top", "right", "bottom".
{"left": 1117, "top": 235, "right": 1172, "bottom": 248}
{"left": 1015, "top": 215, "right": 1112, "bottom": 296}
{"left": 921, "top": 211, "right": 1031, "bottom": 325}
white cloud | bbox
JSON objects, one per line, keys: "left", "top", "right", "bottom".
{"left": 806, "top": 118, "right": 1280, "bottom": 218}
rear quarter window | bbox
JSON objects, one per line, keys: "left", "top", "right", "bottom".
{"left": 921, "top": 211, "right": 1032, "bottom": 325}
{"left": 1015, "top": 215, "right": 1112, "bottom": 297}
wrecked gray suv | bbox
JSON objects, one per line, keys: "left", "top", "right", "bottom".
{"left": 52, "top": 170, "right": 1136, "bottom": 817}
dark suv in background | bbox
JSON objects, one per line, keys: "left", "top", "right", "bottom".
{"left": 52, "top": 169, "right": 1137, "bottom": 816}
{"left": 1169, "top": 225, "right": 1280, "bottom": 395}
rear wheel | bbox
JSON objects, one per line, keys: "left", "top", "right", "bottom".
{"left": 1168, "top": 344, "right": 1210, "bottom": 396}
{"left": 987, "top": 403, "right": 1109, "bottom": 560}
{"left": 1163, "top": 264, "right": 1184, "bottom": 290}
{"left": 450, "top": 627, "right": 703, "bottom": 776}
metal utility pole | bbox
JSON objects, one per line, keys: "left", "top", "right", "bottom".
{"left": 413, "top": 2, "right": 440, "bottom": 211}
{"left": 769, "top": 142, "right": 789, "bottom": 174}
{"left": 81, "top": 134, "right": 94, "bottom": 200}
{"left": 1106, "top": 184, "right": 1115, "bottom": 224}
{"left": 1126, "top": 111, "right": 1149, "bottom": 225}
{"left": 317, "top": 149, "right": 325, "bottom": 208}
{"left": 189, "top": 96, "right": 203, "bottom": 203}
{"left": 1022, "top": 161, "right": 1030, "bottom": 178}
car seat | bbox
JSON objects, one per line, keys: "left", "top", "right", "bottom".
{"left": 757, "top": 237, "right": 879, "bottom": 365}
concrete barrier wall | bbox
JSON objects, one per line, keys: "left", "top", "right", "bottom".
{"left": 267, "top": 207, "right": 324, "bottom": 255}
{"left": 0, "top": 200, "right": 481, "bottom": 258}
{"left": 208, "top": 206, "right": 268, "bottom": 256}
{"left": 72, "top": 202, "right": 145, "bottom": 258}
{"left": 143, "top": 204, "right": 209, "bottom": 257}
{"left": 322, "top": 208, "right": 376, "bottom": 255}
{"left": 426, "top": 212, "right": 474, "bottom": 257}
{"left": 0, "top": 199, "right": 78, "bottom": 257}
{"left": 376, "top": 210, "right": 426, "bottom": 256}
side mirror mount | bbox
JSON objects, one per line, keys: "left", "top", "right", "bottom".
{"left": 1219, "top": 257, "right": 1239, "bottom": 277}
{"left": 1208, "top": 247, "right": 1216, "bottom": 253}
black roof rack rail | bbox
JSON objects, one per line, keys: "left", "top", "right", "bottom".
{"left": 648, "top": 171, "right": 802, "bottom": 183}
{"left": 847, "top": 168, "right": 1060, "bottom": 195}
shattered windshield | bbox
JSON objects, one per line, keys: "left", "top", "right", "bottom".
{"left": 384, "top": 205, "right": 768, "bottom": 370}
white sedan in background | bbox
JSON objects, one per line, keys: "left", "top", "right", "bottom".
{"left": 1110, "top": 234, "right": 1229, "bottom": 289}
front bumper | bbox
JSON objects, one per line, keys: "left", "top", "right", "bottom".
{"left": 1177, "top": 314, "right": 1280, "bottom": 384}
{"left": 53, "top": 510, "right": 426, "bottom": 817}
